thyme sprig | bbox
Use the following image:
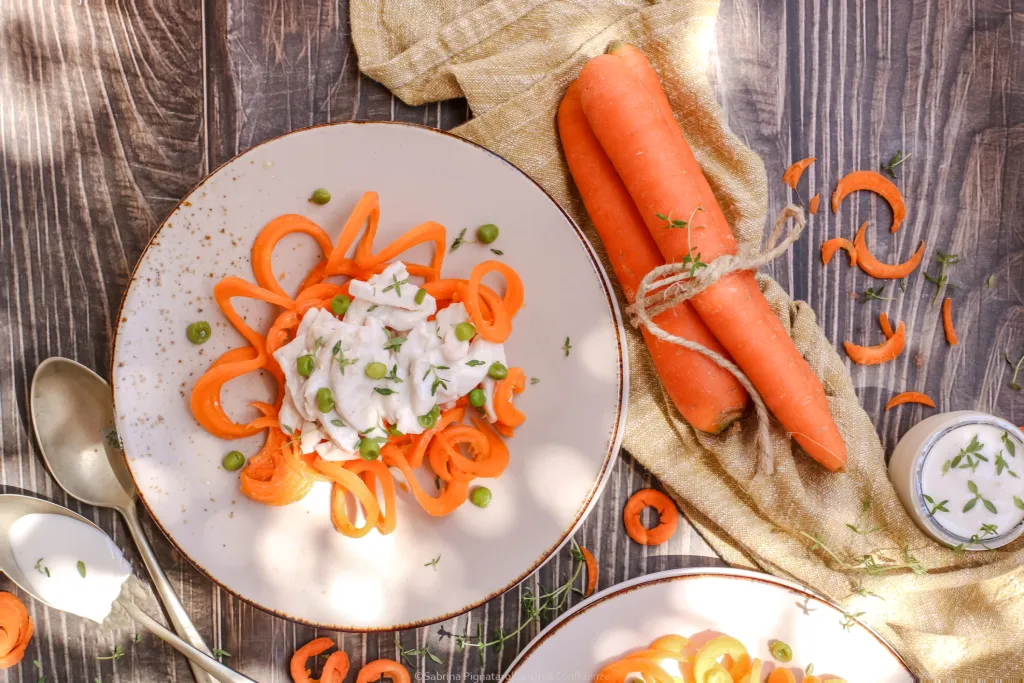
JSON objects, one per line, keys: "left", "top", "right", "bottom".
{"left": 1006, "top": 351, "right": 1024, "bottom": 391}
{"left": 923, "top": 251, "right": 960, "bottom": 304}
{"left": 880, "top": 150, "right": 911, "bottom": 178}
{"left": 922, "top": 494, "right": 949, "bottom": 516}
{"left": 860, "top": 285, "right": 895, "bottom": 303}
{"left": 439, "top": 542, "right": 586, "bottom": 661}
{"left": 394, "top": 637, "right": 443, "bottom": 667}
{"left": 942, "top": 434, "right": 985, "bottom": 474}
{"left": 800, "top": 531, "right": 926, "bottom": 576}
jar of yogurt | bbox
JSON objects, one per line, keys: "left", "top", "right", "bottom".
{"left": 889, "top": 411, "right": 1024, "bottom": 550}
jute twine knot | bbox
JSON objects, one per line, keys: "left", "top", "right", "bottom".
{"left": 626, "top": 204, "right": 807, "bottom": 476}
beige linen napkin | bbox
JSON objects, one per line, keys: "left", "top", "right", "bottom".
{"left": 351, "top": 0, "right": 1024, "bottom": 677}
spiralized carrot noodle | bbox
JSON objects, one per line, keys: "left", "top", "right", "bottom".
{"left": 878, "top": 312, "right": 895, "bottom": 340}
{"left": 600, "top": 632, "right": 842, "bottom": 683}
{"left": 290, "top": 637, "right": 336, "bottom": 683}
{"left": 494, "top": 366, "right": 526, "bottom": 427}
{"left": 356, "top": 659, "right": 411, "bottom": 683}
{"left": 0, "top": 592, "right": 32, "bottom": 668}
{"left": 623, "top": 489, "right": 679, "bottom": 546}
{"left": 886, "top": 391, "right": 936, "bottom": 411}
{"left": 190, "top": 192, "right": 524, "bottom": 538}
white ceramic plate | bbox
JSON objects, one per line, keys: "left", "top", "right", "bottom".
{"left": 111, "top": 122, "right": 627, "bottom": 630}
{"left": 504, "top": 569, "right": 913, "bottom": 683}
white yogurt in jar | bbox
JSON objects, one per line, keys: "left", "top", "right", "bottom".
{"left": 9, "top": 513, "right": 132, "bottom": 622}
{"left": 890, "top": 411, "right": 1024, "bottom": 549}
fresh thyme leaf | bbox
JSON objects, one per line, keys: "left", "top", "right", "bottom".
{"left": 806, "top": 663, "right": 816, "bottom": 676}
{"left": 1006, "top": 351, "right": 1024, "bottom": 390}
{"left": 383, "top": 364, "right": 403, "bottom": 382}
{"left": 374, "top": 387, "right": 397, "bottom": 396}
{"left": 490, "top": 249, "right": 504, "bottom": 256}
{"left": 313, "top": 336, "right": 326, "bottom": 354}
{"left": 450, "top": 228, "right": 468, "bottom": 252}
{"left": 950, "top": 454, "right": 963, "bottom": 469}
{"left": 34, "top": 557, "right": 49, "bottom": 577}
{"left": 968, "top": 480, "right": 978, "bottom": 494}
{"left": 434, "top": 475, "right": 441, "bottom": 491}
{"left": 984, "top": 499, "right": 998, "bottom": 514}
{"left": 133, "top": 633, "right": 141, "bottom": 644}
{"left": 530, "top": 377, "right": 540, "bottom": 385}
{"left": 880, "top": 150, "right": 911, "bottom": 178}
{"left": 212, "top": 648, "right": 231, "bottom": 660}
{"left": 1003, "top": 432, "right": 1017, "bottom": 458}
{"left": 96, "top": 645, "right": 124, "bottom": 661}
{"left": 367, "top": 304, "right": 378, "bottom": 312}
{"left": 282, "top": 424, "right": 294, "bottom": 435}
{"left": 995, "top": 451, "right": 1016, "bottom": 477}
{"left": 987, "top": 274, "right": 996, "bottom": 288}
{"left": 898, "top": 277, "right": 907, "bottom": 293}
{"left": 77, "top": 561, "right": 86, "bottom": 578}
{"left": 562, "top": 337, "right": 572, "bottom": 357}
{"left": 383, "top": 335, "right": 407, "bottom": 352}
{"left": 382, "top": 275, "right": 410, "bottom": 297}
{"left": 860, "top": 285, "right": 895, "bottom": 303}
{"left": 980, "top": 523, "right": 999, "bottom": 537}
{"left": 1015, "top": 496, "right": 1024, "bottom": 511}
{"left": 330, "top": 419, "right": 344, "bottom": 427}
{"left": 466, "top": 359, "right": 485, "bottom": 367}
{"left": 941, "top": 460, "right": 951, "bottom": 475}
{"left": 424, "top": 555, "right": 441, "bottom": 570}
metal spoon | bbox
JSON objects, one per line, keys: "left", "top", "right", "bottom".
{"left": 30, "top": 357, "right": 215, "bottom": 683}
{"left": 0, "top": 493, "right": 254, "bottom": 683}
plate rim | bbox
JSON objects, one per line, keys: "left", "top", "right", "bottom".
{"left": 500, "top": 566, "right": 914, "bottom": 681}
{"left": 110, "top": 120, "right": 630, "bottom": 631}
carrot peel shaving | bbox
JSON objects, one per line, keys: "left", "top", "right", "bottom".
{"left": 885, "top": 391, "right": 936, "bottom": 411}
{"left": 580, "top": 547, "right": 598, "bottom": 597}
{"left": 854, "top": 221, "right": 925, "bottom": 279}
{"left": 821, "top": 238, "right": 856, "bottom": 268}
{"left": 943, "top": 297, "right": 958, "bottom": 345}
{"left": 844, "top": 321, "right": 906, "bottom": 365}
{"left": 832, "top": 170, "right": 906, "bottom": 233}
{"left": 782, "top": 157, "right": 815, "bottom": 189}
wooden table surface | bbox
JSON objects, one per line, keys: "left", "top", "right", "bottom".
{"left": 1, "top": 1, "right": 1020, "bottom": 681}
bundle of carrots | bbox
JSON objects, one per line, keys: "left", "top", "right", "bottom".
{"left": 558, "top": 44, "right": 846, "bottom": 472}
{"left": 190, "top": 192, "right": 526, "bottom": 535}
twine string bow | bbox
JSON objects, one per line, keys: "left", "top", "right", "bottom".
{"left": 626, "top": 204, "right": 807, "bottom": 475}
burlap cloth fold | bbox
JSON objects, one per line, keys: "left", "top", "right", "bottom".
{"left": 351, "top": 1, "right": 1024, "bottom": 678}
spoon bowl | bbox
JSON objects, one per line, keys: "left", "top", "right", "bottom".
{"left": 30, "top": 357, "right": 218, "bottom": 683}
{"left": 30, "top": 357, "right": 135, "bottom": 509}
{"left": 0, "top": 493, "right": 253, "bottom": 683}
{"left": 0, "top": 494, "right": 97, "bottom": 610}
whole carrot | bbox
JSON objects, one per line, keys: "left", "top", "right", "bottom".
{"left": 577, "top": 50, "right": 847, "bottom": 471}
{"left": 559, "top": 81, "right": 748, "bottom": 433}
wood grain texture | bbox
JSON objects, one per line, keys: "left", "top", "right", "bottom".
{"left": 0, "top": 0, "right": 1020, "bottom": 680}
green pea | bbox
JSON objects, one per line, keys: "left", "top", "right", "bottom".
{"left": 316, "top": 387, "right": 335, "bottom": 413}
{"left": 414, "top": 288, "right": 428, "bottom": 305}
{"left": 468, "top": 388, "right": 486, "bottom": 408}
{"left": 359, "top": 438, "right": 381, "bottom": 461}
{"left": 222, "top": 451, "right": 245, "bottom": 471}
{"left": 418, "top": 405, "right": 440, "bottom": 429}
{"left": 470, "top": 486, "right": 492, "bottom": 508}
{"left": 365, "top": 362, "right": 387, "bottom": 380}
{"left": 487, "top": 362, "right": 508, "bottom": 380}
{"left": 296, "top": 355, "right": 315, "bottom": 377}
{"left": 768, "top": 640, "right": 792, "bottom": 663}
{"left": 476, "top": 223, "right": 499, "bottom": 244}
{"left": 186, "top": 321, "right": 212, "bottom": 345}
{"left": 330, "top": 295, "right": 351, "bottom": 316}
{"left": 309, "top": 188, "right": 331, "bottom": 205}
{"left": 454, "top": 322, "right": 476, "bottom": 342}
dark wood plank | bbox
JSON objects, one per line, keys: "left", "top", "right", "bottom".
{"left": 1, "top": 0, "right": 1020, "bottom": 680}
{"left": 0, "top": 1, "right": 209, "bottom": 681}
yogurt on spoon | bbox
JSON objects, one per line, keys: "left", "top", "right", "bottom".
{"left": 9, "top": 513, "right": 132, "bottom": 622}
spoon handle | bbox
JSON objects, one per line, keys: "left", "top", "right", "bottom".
{"left": 119, "top": 599, "right": 256, "bottom": 683}
{"left": 122, "top": 502, "right": 217, "bottom": 683}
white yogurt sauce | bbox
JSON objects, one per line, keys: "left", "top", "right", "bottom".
{"left": 10, "top": 514, "right": 132, "bottom": 623}
{"left": 919, "top": 423, "right": 1024, "bottom": 540}
{"left": 273, "top": 261, "right": 508, "bottom": 460}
